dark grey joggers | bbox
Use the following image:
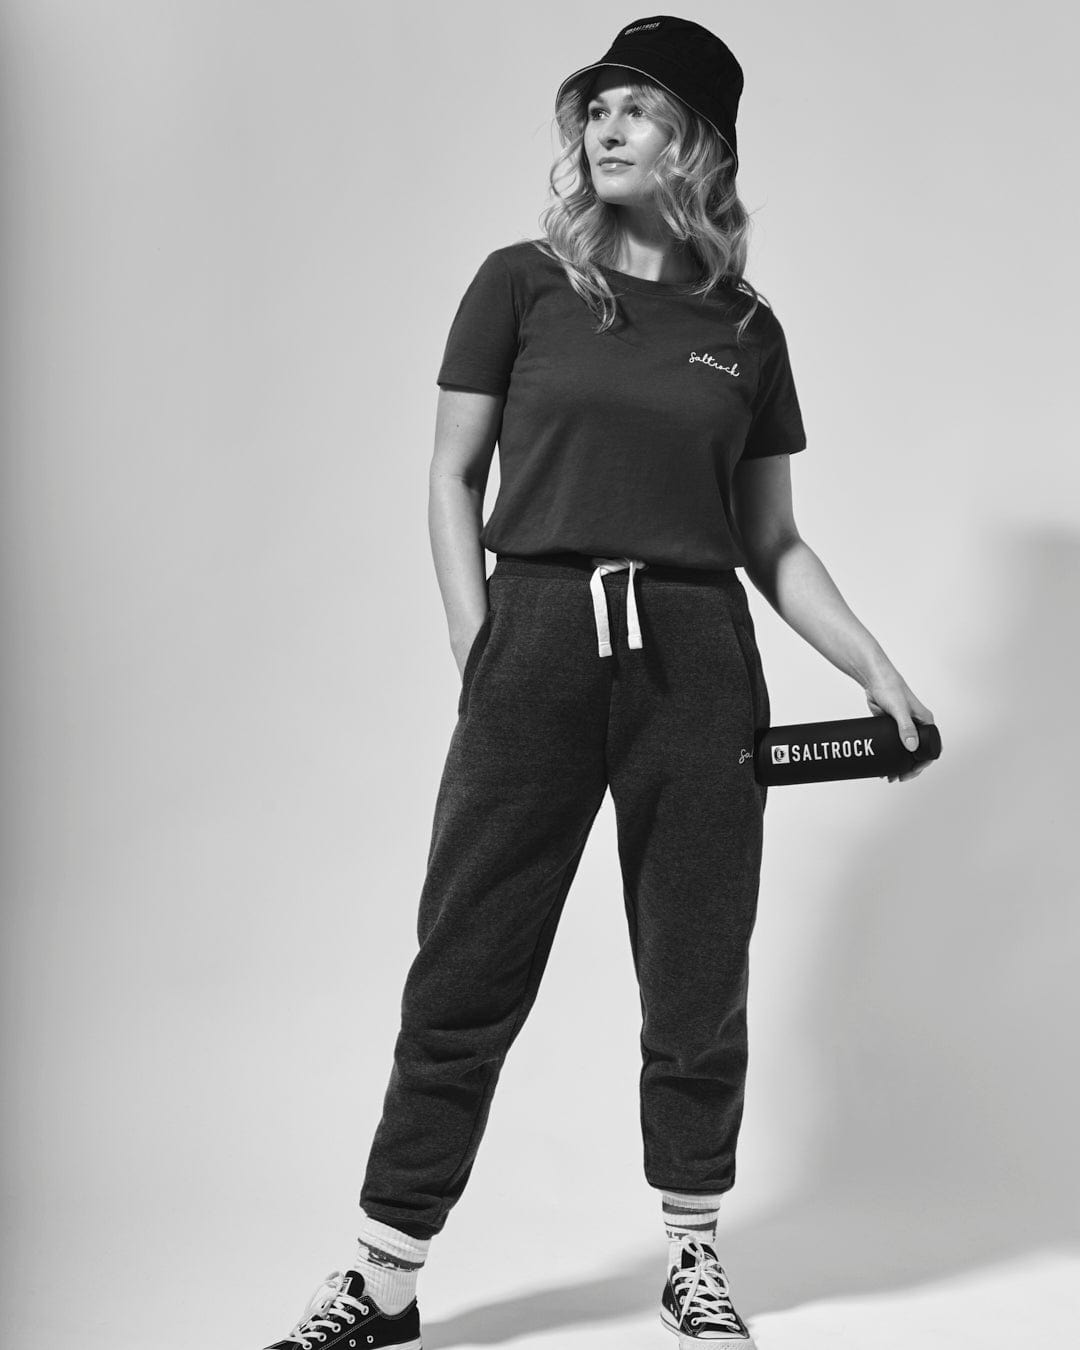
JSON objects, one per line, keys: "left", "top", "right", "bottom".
{"left": 359, "top": 551, "right": 771, "bottom": 1240}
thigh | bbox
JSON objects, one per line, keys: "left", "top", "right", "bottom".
{"left": 409, "top": 573, "right": 610, "bottom": 1020}
{"left": 606, "top": 580, "right": 766, "bottom": 1015}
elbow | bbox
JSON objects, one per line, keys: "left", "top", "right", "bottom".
{"left": 742, "top": 525, "right": 802, "bottom": 586}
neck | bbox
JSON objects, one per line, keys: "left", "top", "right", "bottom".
{"left": 610, "top": 209, "right": 698, "bottom": 284}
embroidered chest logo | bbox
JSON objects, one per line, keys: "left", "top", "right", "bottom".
{"left": 689, "top": 350, "right": 740, "bottom": 377}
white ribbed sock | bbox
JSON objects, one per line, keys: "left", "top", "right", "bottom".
{"left": 352, "top": 1210, "right": 432, "bottom": 1314}
{"left": 661, "top": 1189, "right": 723, "bottom": 1262}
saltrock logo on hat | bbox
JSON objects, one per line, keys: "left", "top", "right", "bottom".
{"left": 556, "top": 14, "right": 745, "bottom": 169}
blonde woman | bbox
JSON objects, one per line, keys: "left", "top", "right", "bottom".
{"left": 263, "top": 15, "right": 935, "bottom": 1350}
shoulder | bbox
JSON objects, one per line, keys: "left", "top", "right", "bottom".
{"left": 739, "top": 292, "right": 798, "bottom": 360}
{"left": 742, "top": 291, "right": 783, "bottom": 337}
{"left": 485, "top": 237, "right": 564, "bottom": 283}
{"left": 456, "top": 239, "right": 570, "bottom": 318}
{"left": 489, "top": 237, "right": 551, "bottom": 262}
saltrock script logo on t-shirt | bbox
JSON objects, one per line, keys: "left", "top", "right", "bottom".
{"left": 688, "top": 350, "right": 740, "bottom": 377}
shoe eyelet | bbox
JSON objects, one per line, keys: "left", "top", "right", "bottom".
{"left": 367, "top": 1338, "right": 374, "bottom": 1345}
{"left": 349, "top": 1342, "right": 356, "bottom": 1348}
{"left": 359, "top": 1304, "right": 368, "bottom": 1314}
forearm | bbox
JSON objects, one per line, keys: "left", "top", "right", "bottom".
{"left": 744, "top": 534, "right": 896, "bottom": 689}
{"left": 428, "top": 468, "right": 488, "bottom": 656}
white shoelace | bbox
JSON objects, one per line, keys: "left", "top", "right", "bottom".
{"left": 670, "top": 1235, "right": 744, "bottom": 1333}
{"left": 589, "top": 556, "right": 648, "bottom": 657}
{"left": 282, "top": 1270, "right": 369, "bottom": 1350}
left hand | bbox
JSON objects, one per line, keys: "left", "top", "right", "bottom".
{"left": 862, "top": 666, "right": 937, "bottom": 783}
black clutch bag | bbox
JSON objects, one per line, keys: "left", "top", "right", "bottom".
{"left": 754, "top": 713, "right": 941, "bottom": 786}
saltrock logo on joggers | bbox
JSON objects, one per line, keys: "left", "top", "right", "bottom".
{"left": 771, "top": 735, "right": 877, "bottom": 765}
{"left": 688, "top": 350, "right": 740, "bottom": 377}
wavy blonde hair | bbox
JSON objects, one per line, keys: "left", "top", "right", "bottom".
{"left": 535, "top": 71, "right": 766, "bottom": 343}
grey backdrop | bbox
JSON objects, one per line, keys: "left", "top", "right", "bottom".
{"left": 2, "top": 3, "right": 1078, "bottom": 1347}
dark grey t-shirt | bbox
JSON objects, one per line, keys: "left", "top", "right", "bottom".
{"left": 436, "top": 239, "right": 806, "bottom": 570}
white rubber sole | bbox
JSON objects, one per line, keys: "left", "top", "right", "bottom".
{"left": 661, "top": 1307, "right": 757, "bottom": 1349}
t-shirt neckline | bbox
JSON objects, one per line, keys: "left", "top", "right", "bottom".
{"left": 596, "top": 261, "right": 700, "bottom": 295}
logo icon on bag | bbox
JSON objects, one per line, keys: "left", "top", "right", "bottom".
{"left": 771, "top": 744, "right": 790, "bottom": 764}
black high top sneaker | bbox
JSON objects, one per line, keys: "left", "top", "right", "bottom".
{"left": 263, "top": 1268, "right": 422, "bottom": 1350}
{"left": 661, "top": 1235, "right": 756, "bottom": 1347}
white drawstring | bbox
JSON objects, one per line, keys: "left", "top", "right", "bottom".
{"left": 589, "top": 556, "right": 648, "bottom": 657}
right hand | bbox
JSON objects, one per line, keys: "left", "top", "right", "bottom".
{"left": 452, "top": 614, "right": 488, "bottom": 681}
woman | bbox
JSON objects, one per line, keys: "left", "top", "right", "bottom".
{"left": 263, "top": 16, "right": 935, "bottom": 1350}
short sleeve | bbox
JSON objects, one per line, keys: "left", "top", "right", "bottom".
{"left": 741, "top": 311, "right": 807, "bottom": 460}
{"left": 436, "top": 250, "right": 520, "bottom": 396}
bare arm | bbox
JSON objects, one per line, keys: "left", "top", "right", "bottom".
{"left": 731, "top": 454, "right": 936, "bottom": 781}
{"left": 428, "top": 386, "right": 503, "bottom": 677}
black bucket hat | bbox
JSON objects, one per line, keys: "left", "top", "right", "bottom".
{"left": 555, "top": 15, "right": 744, "bottom": 171}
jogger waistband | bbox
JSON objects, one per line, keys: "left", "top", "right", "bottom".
{"left": 491, "top": 552, "right": 740, "bottom": 659}
{"left": 492, "top": 551, "right": 739, "bottom": 586}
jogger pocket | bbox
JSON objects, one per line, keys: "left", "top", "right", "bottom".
{"left": 457, "top": 611, "right": 493, "bottom": 717}
{"left": 724, "top": 591, "right": 770, "bottom": 734}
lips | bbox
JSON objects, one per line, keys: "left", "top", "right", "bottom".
{"left": 598, "top": 157, "right": 631, "bottom": 166}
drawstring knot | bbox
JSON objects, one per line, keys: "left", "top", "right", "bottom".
{"left": 589, "top": 557, "right": 648, "bottom": 657}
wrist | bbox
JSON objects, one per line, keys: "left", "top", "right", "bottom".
{"left": 450, "top": 612, "right": 487, "bottom": 647}
{"left": 852, "top": 641, "right": 895, "bottom": 689}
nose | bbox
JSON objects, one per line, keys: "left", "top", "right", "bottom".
{"left": 600, "top": 114, "right": 627, "bottom": 146}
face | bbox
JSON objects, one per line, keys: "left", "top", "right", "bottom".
{"left": 583, "top": 71, "right": 670, "bottom": 206}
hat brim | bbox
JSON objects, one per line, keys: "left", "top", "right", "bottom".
{"left": 555, "top": 60, "right": 738, "bottom": 170}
